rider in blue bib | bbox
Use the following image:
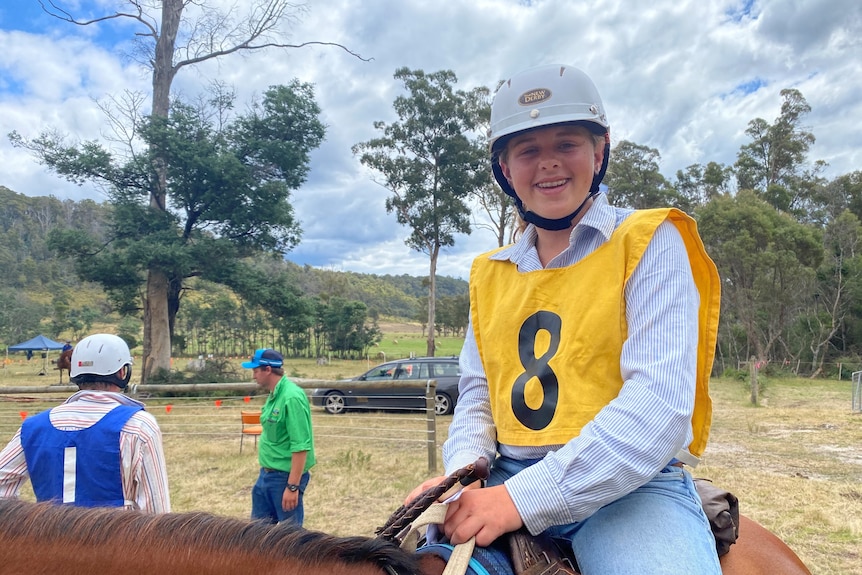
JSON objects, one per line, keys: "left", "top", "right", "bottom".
{"left": 0, "top": 334, "right": 171, "bottom": 512}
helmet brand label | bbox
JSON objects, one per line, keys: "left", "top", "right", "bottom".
{"left": 519, "top": 89, "right": 551, "bottom": 106}
{"left": 78, "top": 361, "right": 94, "bottom": 367}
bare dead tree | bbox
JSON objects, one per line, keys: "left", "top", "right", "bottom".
{"left": 40, "top": 0, "right": 370, "bottom": 382}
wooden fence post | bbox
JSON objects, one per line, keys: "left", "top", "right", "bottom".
{"left": 425, "top": 379, "right": 437, "bottom": 473}
{"left": 749, "top": 356, "right": 758, "bottom": 405}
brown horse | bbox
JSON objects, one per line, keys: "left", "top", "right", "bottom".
{"left": 53, "top": 348, "right": 73, "bottom": 384}
{"left": 0, "top": 499, "right": 811, "bottom": 575}
{"left": 0, "top": 499, "right": 428, "bottom": 575}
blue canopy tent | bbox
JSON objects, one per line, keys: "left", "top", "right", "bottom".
{"left": 7, "top": 335, "right": 66, "bottom": 375}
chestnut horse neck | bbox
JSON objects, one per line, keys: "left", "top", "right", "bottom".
{"left": 0, "top": 500, "right": 422, "bottom": 575}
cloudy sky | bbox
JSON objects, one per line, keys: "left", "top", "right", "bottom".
{"left": 1, "top": 0, "right": 860, "bottom": 280}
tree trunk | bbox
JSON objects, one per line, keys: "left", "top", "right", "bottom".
{"left": 141, "top": 0, "right": 183, "bottom": 382}
{"left": 144, "top": 269, "right": 172, "bottom": 382}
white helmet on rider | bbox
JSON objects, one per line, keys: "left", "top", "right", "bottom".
{"left": 488, "top": 64, "right": 611, "bottom": 231}
{"left": 70, "top": 334, "right": 133, "bottom": 389}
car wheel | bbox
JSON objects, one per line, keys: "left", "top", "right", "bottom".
{"left": 324, "top": 392, "right": 346, "bottom": 415}
{"left": 434, "top": 392, "right": 453, "bottom": 416}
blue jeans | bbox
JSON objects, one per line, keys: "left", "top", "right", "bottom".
{"left": 251, "top": 469, "right": 310, "bottom": 525}
{"left": 488, "top": 456, "right": 721, "bottom": 575}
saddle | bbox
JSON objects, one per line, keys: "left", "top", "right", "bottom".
{"left": 377, "top": 458, "right": 576, "bottom": 575}
{"left": 506, "top": 529, "right": 578, "bottom": 575}
{"left": 379, "top": 459, "right": 739, "bottom": 575}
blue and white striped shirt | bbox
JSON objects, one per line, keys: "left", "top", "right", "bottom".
{"left": 443, "top": 194, "right": 701, "bottom": 535}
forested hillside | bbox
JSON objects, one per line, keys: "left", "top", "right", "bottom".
{"left": 0, "top": 186, "right": 467, "bottom": 352}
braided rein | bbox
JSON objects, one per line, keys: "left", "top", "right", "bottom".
{"left": 376, "top": 457, "right": 490, "bottom": 544}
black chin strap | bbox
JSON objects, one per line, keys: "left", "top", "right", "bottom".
{"left": 493, "top": 138, "right": 610, "bottom": 231}
{"left": 517, "top": 188, "right": 599, "bottom": 231}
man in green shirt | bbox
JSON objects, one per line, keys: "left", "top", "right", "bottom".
{"left": 243, "top": 348, "right": 315, "bottom": 525}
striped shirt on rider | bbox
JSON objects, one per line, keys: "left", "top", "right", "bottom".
{"left": 443, "top": 194, "right": 702, "bottom": 535}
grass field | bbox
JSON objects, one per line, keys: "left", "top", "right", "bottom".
{"left": 1, "top": 344, "right": 860, "bottom": 573}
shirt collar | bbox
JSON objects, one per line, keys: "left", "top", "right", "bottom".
{"left": 65, "top": 390, "right": 146, "bottom": 409}
{"left": 491, "top": 193, "right": 617, "bottom": 262}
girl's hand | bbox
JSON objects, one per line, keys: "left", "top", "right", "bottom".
{"left": 443, "top": 484, "right": 523, "bottom": 546}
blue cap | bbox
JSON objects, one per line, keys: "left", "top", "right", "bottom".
{"left": 242, "top": 349, "right": 283, "bottom": 369}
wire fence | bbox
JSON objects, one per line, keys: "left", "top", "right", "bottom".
{"left": 0, "top": 380, "right": 442, "bottom": 471}
{"left": 733, "top": 359, "right": 857, "bottom": 379}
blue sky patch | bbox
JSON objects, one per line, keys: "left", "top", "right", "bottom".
{"left": 723, "top": 77, "right": 767, "bottom": 99}
{"left": 0, "top": 1, "right": 134, "bottom": 49}
{"left": 725, "top": 0, "right": 758, "bottom": 22}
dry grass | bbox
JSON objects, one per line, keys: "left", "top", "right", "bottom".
{"left": 696, "top": 377, "right": 862, "bottom": 574}
{"left": 1, "top": 371, "right": 860, "bottom": 574}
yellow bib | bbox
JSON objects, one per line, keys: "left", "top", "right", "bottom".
{"left": 469, "top": 209, "right": 720, "bottom": 456}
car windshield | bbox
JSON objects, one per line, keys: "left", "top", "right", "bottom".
{"left": 362, "top": 361, "right": 432, "bottom": 381}
{"left": 364, "top": 364, "right": 397, "bottom": 380}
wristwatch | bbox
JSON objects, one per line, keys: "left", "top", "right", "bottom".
{"left": 286, "top": 483, "right": 300, "bottom": 492}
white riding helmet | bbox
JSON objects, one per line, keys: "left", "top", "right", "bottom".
{"left": 489, "top": 64, "right": 609, "bottom": 151}
{"left": 70, "top": 334, "right": 133, "bottom": 388}
{"left": 488, "top": 64, "right": 611, "bottom": 230}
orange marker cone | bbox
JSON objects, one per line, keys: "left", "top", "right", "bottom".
{"left": 165, "top": 405, "right": 173, "bottom": 414}
{"left": 214, "top": 399, "right": 222, "bottom": 408}
{"left": 243, "top": 396, "right": 251, "bottom": 403}
{"left": 19, "top": 411, "right": 27, "bottom": 420}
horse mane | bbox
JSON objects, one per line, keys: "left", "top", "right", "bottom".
{"left": 0, "top": 499, "right": 422, "bottom": 574}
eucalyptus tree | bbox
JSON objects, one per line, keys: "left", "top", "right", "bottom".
{"left": 467, "top": 88, "right": 515, "bottom": 248}
{"left": 0, "top": 289, "right": 44, "bottom": 345}
{"left": 605, "top": 140, "right": 683, "bottom": 209}
{"left": 803, "top": 210, "right": 862, "bottom": 375}
{"left": 674, "top": 161, "right": 735, "bottom": 209}
{"left": 320, "top": 297, "right": 380, "bottom": 358}
{"left": 735, "top": 89, "right": 826, "bottom": 219}
{"left": 29, "top": 83, "right": 325, "bottom": 378}
{"left": 353, "top": 68, "right": 489, "bottom": 356}
{"left": 827, "top": 171, "right": 862, "bottom": 224}
{"left": 697, "top": 190, "right": 822, "bottom": 366}
{"left": 24, "top": 0, "right": 367, "bottom": 382}
{"left": 471, "top": 174, "right": 516, "bottom": 247}
{"left": 435, "top": 293, "right": 470, "bottom": 337}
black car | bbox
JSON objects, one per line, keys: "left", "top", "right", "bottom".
{"left": 310, "top": 357, "right": 461, "bottom": 416}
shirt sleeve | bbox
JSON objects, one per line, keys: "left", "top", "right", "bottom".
{"left": 503, "top": 221, "right": 701, "bottom": 534}
{"left": 0, "top": 430, "right": 28, "bottom": 499}
{"left": 126, "top": 412, "right": 171, "bottom": 513}
{"left": 284, "top": 395, "right": 314, "bottom": 453}
{"left": 442, "top": 320, "right": 499, "bottom": 474}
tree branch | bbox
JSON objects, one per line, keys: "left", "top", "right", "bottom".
{"left": 40, "top": 0, "right": 158, "bottom": 38}
{"left": 176, "top": 40, "right": 372, "bottom": 71}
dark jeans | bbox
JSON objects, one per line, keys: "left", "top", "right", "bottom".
{"left": 251, "top": 468, "right": 310, "bottom": 525}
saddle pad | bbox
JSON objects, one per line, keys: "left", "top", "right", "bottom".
{"left": 416, "top": 543, "right": 513, "bottom": 575}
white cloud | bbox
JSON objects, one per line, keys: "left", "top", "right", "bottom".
{"left": 2, "top": 0, "right": 861, "bottom": 280}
